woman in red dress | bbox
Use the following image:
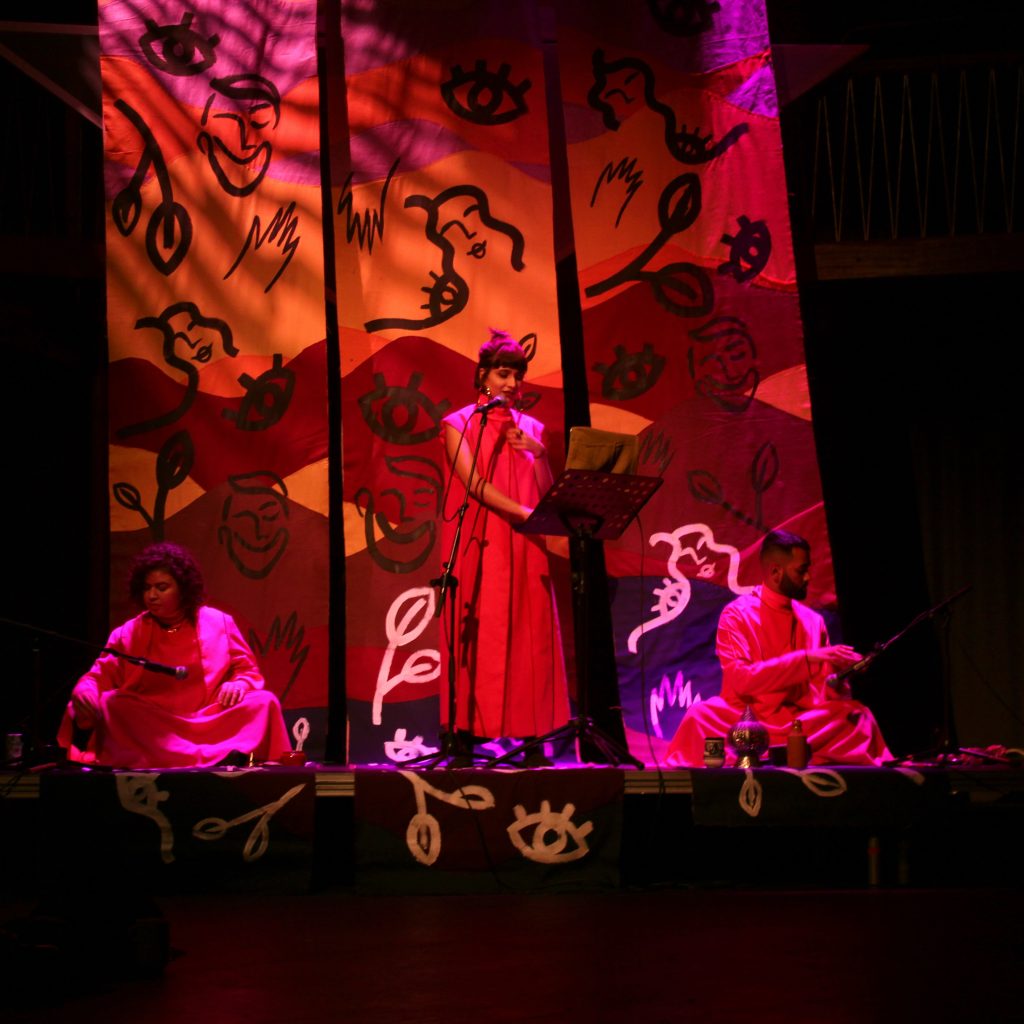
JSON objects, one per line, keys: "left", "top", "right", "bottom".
{"left": 439, "top": 331, "right": 569, "bottom": 765}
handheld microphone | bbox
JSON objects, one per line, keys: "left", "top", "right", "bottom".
{"left": 473, "top": 395, "right": 507, "bottom": 414}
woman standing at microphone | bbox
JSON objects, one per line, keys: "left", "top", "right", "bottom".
{"left": 58, "top": 541, "right": 290, "bottom": 768}
{"left": 439, "top": 330, "right": 569, "bottom": 765}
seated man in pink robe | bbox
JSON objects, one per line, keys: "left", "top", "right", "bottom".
{"left": 667, "top": 530, "right": 892, "bottom": 767}
{"left": 58, "top": 542, "right": 290, "bottom": 769}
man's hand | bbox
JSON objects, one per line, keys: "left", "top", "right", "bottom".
{"left": 808, "top": 644, "right": 862, "bottom": 671}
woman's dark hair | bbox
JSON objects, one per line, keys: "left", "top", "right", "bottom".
{"left": 474, "top": 328, "right": 528, "bottom": 390}
{"left": 128, "top": 542, "right": 206, "bottom": 619}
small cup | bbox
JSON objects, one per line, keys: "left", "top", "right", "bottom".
{"left": 703, "top": 736, "right": 726, "bottom": 768}
{"left": 5, "top": 733, "right": 24, "bottom": 764}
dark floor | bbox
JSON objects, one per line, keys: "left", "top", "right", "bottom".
{"left": 3, "top": 886, "right": 1023, "bottom": 1024}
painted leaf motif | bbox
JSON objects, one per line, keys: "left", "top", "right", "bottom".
{"left": 738, "top": 769, "right": 763, "bottom": 818}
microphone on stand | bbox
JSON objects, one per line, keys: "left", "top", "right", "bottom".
{"left": 105, "top": 647, "right": 189, "bottom": 679}
{"left": 473, "top": 395, "right": 507, "bottom": 414}
{"left": 825, "top": 654, "right": 873, "bottom": 690}
{"left": 137, "top": 658, "right": 189, "bottom": 679}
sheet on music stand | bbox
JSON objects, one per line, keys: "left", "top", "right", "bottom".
{"left": 517, "top": 469, "right": 662, "bottom": 541}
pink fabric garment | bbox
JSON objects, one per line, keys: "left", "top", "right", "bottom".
{"left": 58, "top": 606, "right": 290, "bottom": 768}
{"left": 440, "top": 402, "right": 569, "bottom": 738}
{"left": 667, "top": 586, "right": 891, "bottom": 766}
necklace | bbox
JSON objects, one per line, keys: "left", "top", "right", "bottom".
{"left": 152, "top": 614, "right": 187, "bottom": 633}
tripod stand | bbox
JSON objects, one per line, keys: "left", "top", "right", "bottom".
{"left": 483, "top": 469, "right": 661, "bottom": 769}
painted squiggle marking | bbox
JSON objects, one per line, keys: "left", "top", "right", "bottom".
{"left": 192, "top": 783, "right": 306, "bottom": 862}
{"left": 116, "top": 773, "right": 174, "bottom": 863}
{"left": 738, "top": 768, "right": 763, "bottom": 818}
{"left": 628, "top": 523, "right": 753, "bottom": 653}
{"left": 777, "top": 767, "right": 849, "bottom": 798}
{"left": 373, "top": 587, "right": 440, "bottom": 725}
{"left": 385, "top": 728, "right": 439, "bottom": 762}
{"left": 399, "top": 770, "right": 495, "bottom": 866}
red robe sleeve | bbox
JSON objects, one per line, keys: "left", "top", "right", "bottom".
{"left": 717, "top": 597, "right": 831, "bottom": 715}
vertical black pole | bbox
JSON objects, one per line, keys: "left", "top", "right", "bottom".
{"left": 318, "top": 0, "right": 348, "bottom": 764}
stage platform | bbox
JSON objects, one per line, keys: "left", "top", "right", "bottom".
{"left": 2, "top": 762, "right": 1023, "bottom": 896}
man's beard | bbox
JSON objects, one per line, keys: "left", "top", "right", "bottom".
{"left": 779, "top": 575, "right": 808, "bottom": 601}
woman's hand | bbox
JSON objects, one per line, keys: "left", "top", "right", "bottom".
{"left": 506, "top": 427, "right": 544, "bottom": 458}
{"left": 218, "top": 680, "right": 250, "bottom": 707}
{"left": 71, "top": 682, "right": 102, "bottom": 728}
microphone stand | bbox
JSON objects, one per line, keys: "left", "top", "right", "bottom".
{"left": 823, "top": 587, "right": 972, "bottom": 764}
{"left": 0, "top": 614, "right": 186, "bottom": 766}
{"left": 827, "top": 586, "right": 971, "bottom": 690}
{"left": 406, "top": 403, "right": 493, "bottom": 769}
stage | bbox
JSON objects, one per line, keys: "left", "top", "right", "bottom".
{"left": 4, "top": 759, "right": 1024, "bottom": 1018}
{"left": 3, "top": 761, "right": 1023, "bottom": 897}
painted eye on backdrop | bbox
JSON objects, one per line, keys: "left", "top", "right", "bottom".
{"left": 670, "top": 126, "right": 716, "bottom": 163}
{"left": 719, "top": 215, "right": 773, "bottom": 283}
{"left": 592, "top": 343, "right": 666, "bottom": 401}
{"left": 139, "top": 15, "right": 220, "bottom": 77}
{"left": 441, "top": 60, "right": 531, "bottom": 125}
{"left": 668, "top": 122, "right": 749, "bottom": 164}
{"left": 224, "top": 355, "right": 296, "bottom": 431}
{"left": 358, "top": 372, "right": 452, "bottom": 446}
{"left": 506, "top": 801, "right": 595, "bottom": 864}
{"left": 419, "top": 271, "right": 467, "bottom": 322}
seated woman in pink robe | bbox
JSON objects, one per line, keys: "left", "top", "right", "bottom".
{"left": 58, "top": 542, "right": 290, "bottom": 768}
{"left": 667, "top": 530, "right": 892, "bottom": 767}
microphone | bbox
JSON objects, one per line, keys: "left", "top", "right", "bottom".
{"left": 101, "top": 644, "right": 188, "bottom": 680}
{"left": 139, "top": 658, "right": 188, "bottom": 680}
{"left": 826, "top": 654, "right": 873, "bottom": 689}
{"left": 473, "top": 395, "right": 507, "bottom": 414}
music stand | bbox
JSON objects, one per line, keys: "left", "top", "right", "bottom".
{"left": 483, "top": 469, "right": 662, "bottom": 768}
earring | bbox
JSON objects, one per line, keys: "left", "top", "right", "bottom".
{"left": 480, "top": 385, "right": 492, "bottom": 397}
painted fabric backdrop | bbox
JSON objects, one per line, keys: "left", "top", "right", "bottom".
{"left": 334, "top": 0, "right": 567, "bottom": 764}
{"left": 556, "top": 0, "right": 836, "bottom": 764}
{"left": 100, "top": 0, "right": 329, "bottom": 756}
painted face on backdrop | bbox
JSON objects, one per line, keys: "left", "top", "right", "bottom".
{"left": 218, "top": 472, "right": 290, "bottom": 579}
{"left": 142, "top": 569, "right": 183, "bottom": 623}
{"left": 198, "top": 74, "right": 281, "bottom": 197}
{"left": 161, "top": 303, "right": 234, "bottom": 365}
{"left": 687, "top": 317, "right": 759, "bottom": 412}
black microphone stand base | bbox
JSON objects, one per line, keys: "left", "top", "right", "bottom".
{"left": 482, "top": 715, "right": 644, "bottom": 769}
{"left": 404, "top": 729, "right": 483, "bottom": 770}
